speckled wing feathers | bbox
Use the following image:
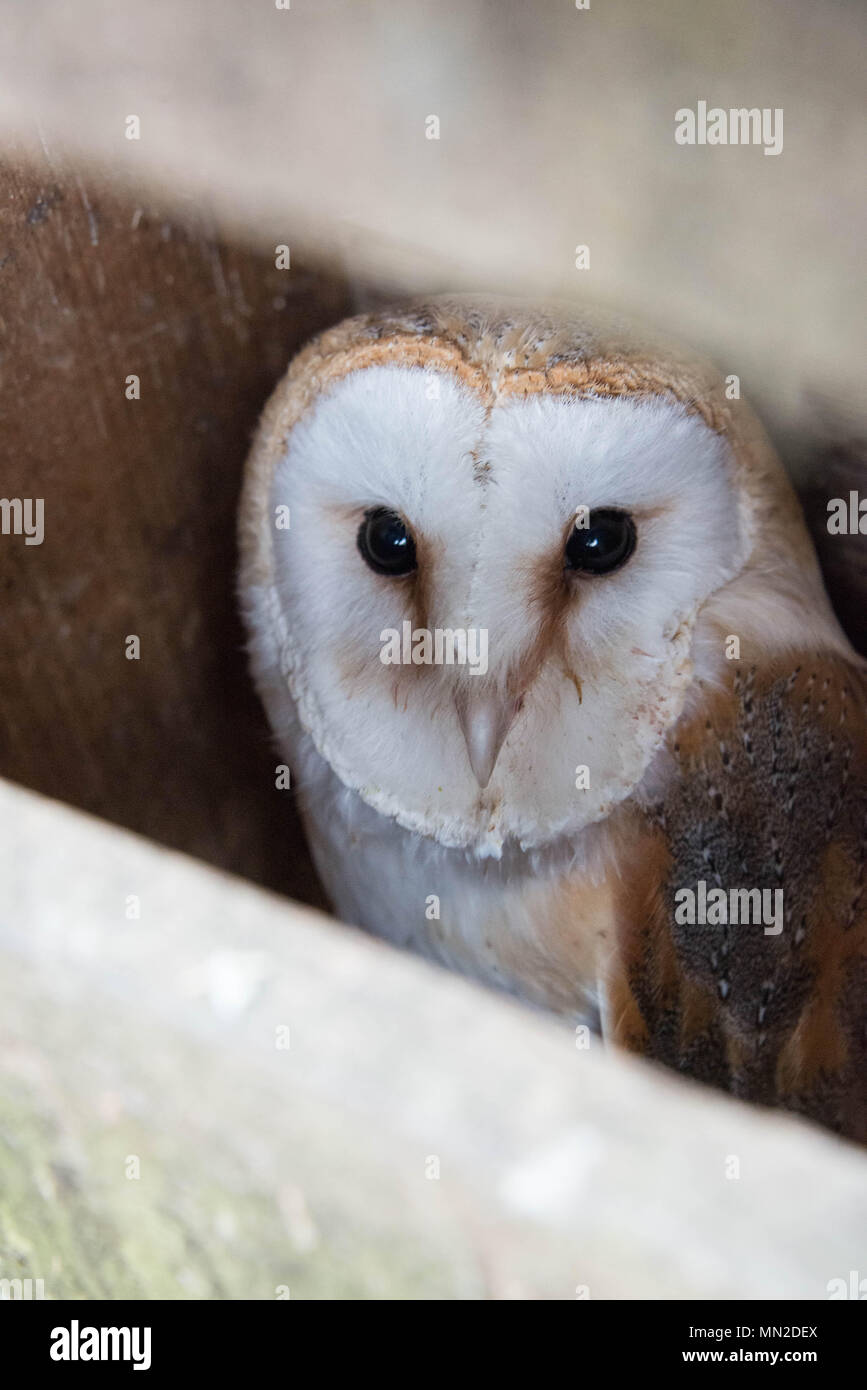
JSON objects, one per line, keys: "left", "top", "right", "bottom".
{"left": 609, "top": 653, "right": 867, "bottom": 1142}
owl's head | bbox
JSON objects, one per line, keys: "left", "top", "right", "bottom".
{"left": 239, "top": 296, "right": 826, "bottom": 857}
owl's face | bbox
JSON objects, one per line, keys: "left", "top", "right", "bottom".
{"left": 255, "top": 354, "right": 747, "bottom": 856}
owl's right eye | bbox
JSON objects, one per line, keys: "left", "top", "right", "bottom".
{"left": 357, "top": 508, "right": 418, "bottom": 577}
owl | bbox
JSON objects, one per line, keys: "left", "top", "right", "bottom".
{"left": 239, "top": 295, "right": 867, "bottom": 1143}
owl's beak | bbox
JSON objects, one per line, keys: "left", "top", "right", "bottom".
{"left": 454, "top": 688, "right": 521, "bottom": 789}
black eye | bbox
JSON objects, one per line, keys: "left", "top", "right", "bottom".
{"left": 564, "top": 508, "right": 636, "bottom": 575}
{"left": 357, "top": 507, "right": 417, "bottom": 577}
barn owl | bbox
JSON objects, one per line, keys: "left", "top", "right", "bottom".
{"left": 239, "top": 296, "right": 867, "bottom": 1143}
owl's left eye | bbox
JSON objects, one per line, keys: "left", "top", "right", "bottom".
{"left": 565, "top": 508, "right": 636, "bottom": 575}
{"left": 357, "top": 507, "right": 418, "bottom": 576}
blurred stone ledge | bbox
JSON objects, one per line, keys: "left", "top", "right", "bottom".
{"left": 0, "top": 0, "right": 864, "bottom": 431}
{"left": 0, "top": 777, "right": 864, "bottom": 1300}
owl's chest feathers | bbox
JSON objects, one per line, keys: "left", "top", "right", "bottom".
{"left": 298, "top": 743, "right": 614, "bottom": 1022}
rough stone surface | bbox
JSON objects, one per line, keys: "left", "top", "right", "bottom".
{"left": 1, "top": 780, "right": 865, "bottom": 1300}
